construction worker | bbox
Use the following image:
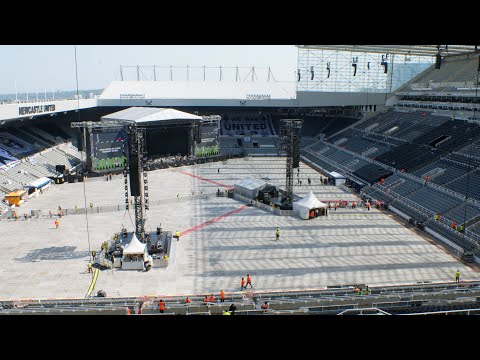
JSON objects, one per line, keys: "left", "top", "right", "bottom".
{"left": 459, "top": 224, "right": 464, "bottom": 232}
{"left": 351, "top": 201, "right": 356, "bottom": 209}
{"left": 185, "top": 297, "right": 191, "bottom": 304}
{"left": 261, "top": 301, "right": 269, "bottom": 310}
{"left": 246, "top": 274, "right": 253, "bottom": 288}
{"left": 54, "top": 219, "right": 59, "bottom": 229}
{"left": 241, "top": 277, "right": 246, "bottom": 290}
{"left": 327, "top": 202, "right": 331, "bottom": 210}
{"left": 223, "top": 310, "right": 231, "bottom": 315}
{"left": 455, "top": 270, "right": 461, "bottom": 283}
{"left": 220, "top": 290, "right": 225, "bottom": 303}
{"left": 208, "top": 294, "right": 216, "bottom": 302}
{"left": 276, "top": 227, "right": 280, "bottom": 241}
{"left": 203, "top": 295, "right": 209, "bottom": 303}
{"left": 177, "top": 193, "right": 179, "bottom": 199}
{"left": 310, "top": 210, "right": 315, "bottom": 219}
{"left": 365, "top": 201, "right": 371, "bottom": 211}
{"left": 87, "top": 261, "right": 93, "bottom": 273}
{"left": 49, "top": 210, "right": 52, "bottom": 219}
{"left": 158, "top": 299, "right": 165, "bottom": 313}
{"left": 452, "top": 221, "right": 457, "bottom": 230}
{"left": 92, "top": 250, "right": 96, "bottom": 261}
{"left": 434, "top": 213, "right": 439, "bottom": 221}
{"left": 175, "top": 230, "right": 180, "bottom": 241}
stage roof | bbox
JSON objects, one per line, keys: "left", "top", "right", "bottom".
{"left": 297, "top": 45, "right": 479, "bottom": 57}
{"left": 101, "top": 107, "right": 202, "bottom": 126}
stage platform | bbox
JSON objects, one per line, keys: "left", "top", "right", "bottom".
{"left": 0, "top": 157, "right": 477, "bottom": 300}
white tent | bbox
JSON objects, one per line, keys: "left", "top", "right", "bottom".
{"left": 293, "top": 191, "right": 327, "bottom": 220}
{"left": 234, "top": 177, "right": 267, "bottom": 199}
{"left": 123, "top": 233, "right": 146, "bottom": 255}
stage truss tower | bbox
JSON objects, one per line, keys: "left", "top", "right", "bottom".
{"left": 124, "top": 124, "right": 148, "bottom": 241}
{"left": 280, "top": 119, "right": 303, "bottom": 210}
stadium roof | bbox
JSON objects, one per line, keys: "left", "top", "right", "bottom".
{"left": 297, "top": 45, "right": 479, "bottom": 57}
{"left": 101, "top": 107, "right": 202, "bottom": 126}
{"left": 99, "top": 81, "right": 297, "bottom": 100}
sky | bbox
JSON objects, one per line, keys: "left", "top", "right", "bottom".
{"left": 0, "top": 45, "right": 299, "bottom": 95}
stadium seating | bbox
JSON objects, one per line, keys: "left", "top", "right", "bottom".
{"left": 405, "top": 186, "right": 462, "bottom": 214}
{"left": 412, "top": 159, "right": 469, "bottom": 185}
{"left": 444, "top": 170, "right": 480, "bottom": 201}
{"left": 443, "top": 202, "right": 480, "bottom": 224}
{"left": 415, "top": 56, "right": 479, "bottom": 86}
{"left": 458, "top": 140, "right": 480, "bottom": 158}
{"left": 221, "top": 113, "right": 277, "bottom": 137}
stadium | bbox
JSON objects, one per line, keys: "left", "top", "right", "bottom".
{"left": 1, "top": 45, "right": 480, "bottom": 315}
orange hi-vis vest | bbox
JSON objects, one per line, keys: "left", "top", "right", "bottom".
{"left": 220, "top": 291, "right": 225, "bottom": 300}
{"left": 247, "top": 275, "right": 251, "bottom": 283}
{"left": 159, "top": 301, "right": 165, "bottom": 311}
{"left": 241, "top": 279, "right": 245, "bottom": 287}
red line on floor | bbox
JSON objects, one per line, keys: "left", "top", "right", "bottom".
{"left": 180, "top": 205, "right": 250, "bottom": 237}
{"left": 180, "top": 171, "right": 233, "bottom": 189}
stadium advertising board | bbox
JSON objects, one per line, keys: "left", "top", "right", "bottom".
{"left": 91, "top": 128, "right": 127, "bottom": 172}
{"left": 18, "top": 104, "right": 56, "bottom": 115}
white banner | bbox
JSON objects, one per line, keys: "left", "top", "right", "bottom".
{"left": 0, "top": 146, "right": 19, "bottom": 167}
{"left": 0, "top": 132, "right": 35, "bottom": 155}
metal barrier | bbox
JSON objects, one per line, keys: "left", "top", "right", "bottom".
{"left": 337, "top": 307, "right": 391, "bottom": 315}
{"left": 22, "top": 192, "right": 217, "bottom": 219}
{"left": 401, "top": 308, "right": 480, "bottom": 315}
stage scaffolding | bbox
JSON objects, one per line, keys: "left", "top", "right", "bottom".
{"left": 296, "top": 47, "right": 435, "bottom": 93}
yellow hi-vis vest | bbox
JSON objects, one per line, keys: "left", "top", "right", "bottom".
{"left": 176, "top": 231, "right": 180, "bottom": 237}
